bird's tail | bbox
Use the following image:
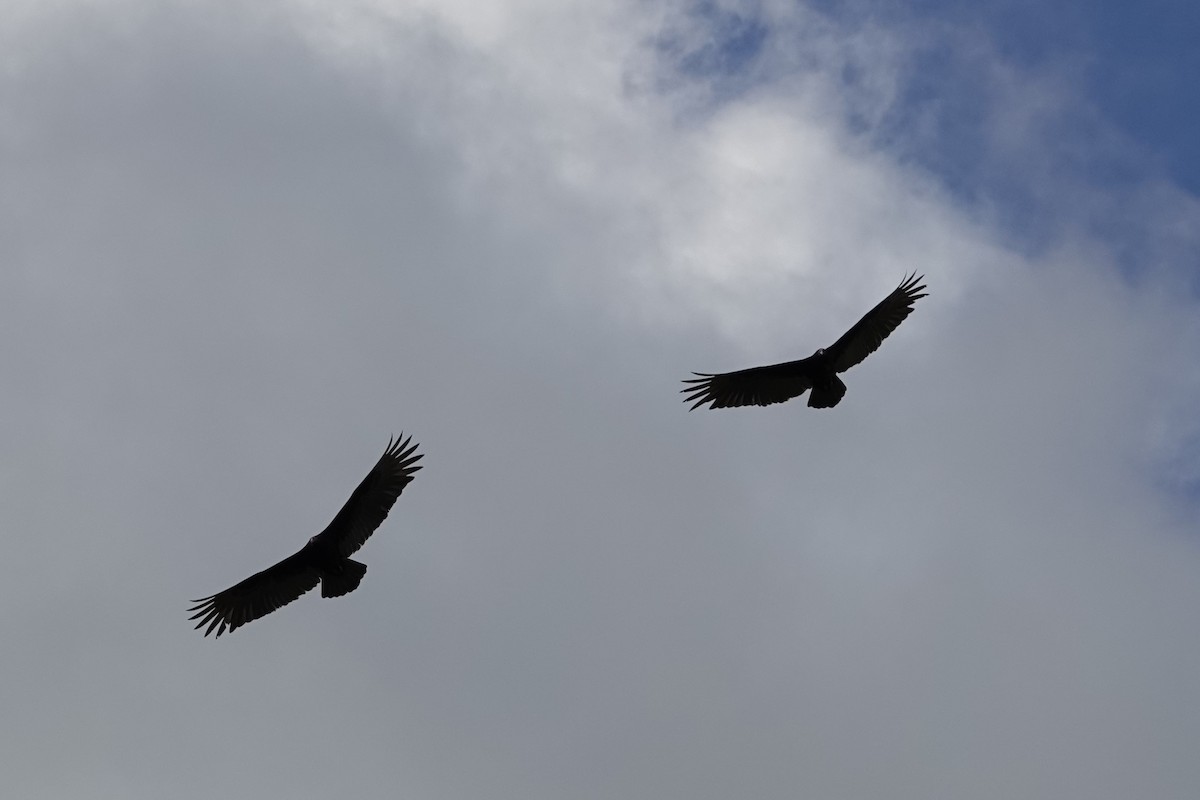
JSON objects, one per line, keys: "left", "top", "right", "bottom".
{"left": 808, "top": 375, "right": 847, "bottom": 408}
{"left": 321, "top": 558, "right": 368, "bottom": 598}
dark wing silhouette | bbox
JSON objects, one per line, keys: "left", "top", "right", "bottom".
{"left": 826, "top": 273, "right": 927, "bottom": 373}
{"left": 188, "top": 549, "right": 320, "bottom": 638}
{"left": 318, "top": 434, "right": 423, "bottom": 558}
{"left": 682, "top": 358, "right": 816, "bottom": 410}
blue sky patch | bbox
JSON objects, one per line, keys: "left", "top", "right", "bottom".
{"left": 659, "top": 1, "right": 1199, "bottom": 273}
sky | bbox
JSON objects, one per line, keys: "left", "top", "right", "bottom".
{"left": 2, "top": 0, "right": 1199, "bottom": 797}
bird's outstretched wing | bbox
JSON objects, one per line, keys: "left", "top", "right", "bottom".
{"left": 682, "top": 359, "right": 815, "bottom": 410}
{"left": 826, "top": 273, "right": 927, "bottom": 373}
{"left": 188, "top": 549, "right": 320, "bottom": 638}
{"left": 319, "top": 434, "right": 424, "bottom": 558}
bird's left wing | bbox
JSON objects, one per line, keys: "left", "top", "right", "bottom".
{"left": 826, "top": 273, "right": 927, "bottom": 373}
{"left": 320, "top": 434, "right": 423, "bottom": 558}
{"left": 682, "top": 359, "right": 815, "bottom": 410}
{"left": 188, "top": 549, "right": 320, "bottom": 638}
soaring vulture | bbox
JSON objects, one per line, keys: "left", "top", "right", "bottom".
{"left": 189, "top": 434, "right": 423, "bottom": 638}
{"left": 683, "top": 274, "right": 927, "bottom": 410}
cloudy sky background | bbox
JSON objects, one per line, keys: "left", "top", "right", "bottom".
{"left": 3, "top": 0, "right": 1200, "bottom": 797}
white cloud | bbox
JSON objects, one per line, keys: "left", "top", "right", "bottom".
{"left": 1, "top": 1, "right": 1198, "bottom": 798}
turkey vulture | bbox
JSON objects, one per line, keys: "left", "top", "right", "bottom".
{"left": 189, "top": 434, "right": 423, "bottom": 638}
{"left": 683, "top": 273, "right": 927, "bottom": 410}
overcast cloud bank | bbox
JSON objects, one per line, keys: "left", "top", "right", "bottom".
{"left": 2, "top": 1, "right": 1199, "bottom": 798}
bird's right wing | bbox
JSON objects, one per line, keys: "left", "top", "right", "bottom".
{"left": 682, "top": 359, "right": 814, "bottom": 410}
{"left": 188, "top": 549, "right": 320, "bottom": 638}
{"left": 321, "top": 434, "right": 424, "bottom": 558}
{"left": 826, "top": 273, "right": 927, "bottom": 373}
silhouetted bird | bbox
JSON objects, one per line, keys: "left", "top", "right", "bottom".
{"left": 189, "top": 434, "right": 423, "bottom": 638}
{"left": 683, "top": 274, "right": 927, "bottom": 410}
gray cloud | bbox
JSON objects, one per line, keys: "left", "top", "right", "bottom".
{"left": 2, "top": 2, "right": 1198, "bottom": 798}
